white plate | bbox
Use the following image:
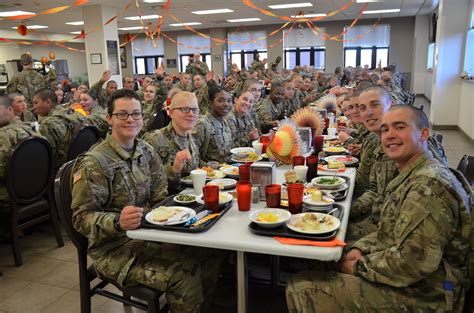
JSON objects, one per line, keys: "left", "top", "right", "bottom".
{"left": 196, "top": 192, "right": 233, "bottom": 206}
{"left": 180, "top": 176, "right": 193, "bottom": 185}
{"left": 219, "top": 166, "right": 239, "bottom": 178}
{"left": 323, "top": 147, "right": 348, "bottom": 155}
{"left": 173, "top": 194, "right": 197, "bottom": 204}
{"left": 145, "top": 206, "right": 196, "bottom": 226}
{"left": 324, "top": 155, "right": 359, "bottom": 165}
{"left": 249, "top": 209, "right": 292, "bottom": 229}
{"left": 286, "top": 212, "right": 341, "bottom": 234}
{"left": 311, "top": 176, "right": 346, "bottom": 190}
{"left": 231, "top": 154, "right": 263, "bottom": 163}
{"left": 230, "top": 147, "right": 256, "bottom": 159}
{"left": 318, "top": 164, "right": 346, "bottom": 172}
{"left": 208, "top": 178, "right": 237, "bottom": 189}
{"left": 323, "top": 135, "right": 337, "bottom": 141}
{"left": 303, "top": 195, "right": 335, "bottom": 207}
{"left": 204, "top": 170, "right": 226, "bottom": 180}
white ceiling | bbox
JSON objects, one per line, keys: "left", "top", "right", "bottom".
{"left": 0, "top": 0, "right": 438, "bottom": 36}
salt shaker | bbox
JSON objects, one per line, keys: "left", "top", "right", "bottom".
{"left": 252, "top": 185, "right": 260, "bottom": 203}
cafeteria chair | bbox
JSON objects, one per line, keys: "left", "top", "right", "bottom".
{"left": 457, "top": 155, "right": 474, "bottom": 186}
{"left": 3, "top": 137, "right": 64, "bottom": 266}
{"left": 67, "top": 125, "right": 102, "bottom": 161}
{"left": 147, "top": 110, "right": 171, "bottom": 132}
{"left": 54, "top": 161, "right": 167, "bottom": 313}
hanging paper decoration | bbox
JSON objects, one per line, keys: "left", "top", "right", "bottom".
{"left": 17, "top": 24, "right": 29, "bottom": 36}
{"left": 49, "top": 52, "right": 56, "bottom": 60}
{"left": 267, "top": 120, "right": 302, "bottom": 165}
{"left": 291, "top": 107, "right": 325, "bottom": 136}
{"left": 40, "top": 56, "right": 49, "bottom": 63}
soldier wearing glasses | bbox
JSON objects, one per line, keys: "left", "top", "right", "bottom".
{"left": 143, "top": 91, "right": 201, "bottom": 189}
{"left": 72, "top": 89, "right": 222, "bottom": 313}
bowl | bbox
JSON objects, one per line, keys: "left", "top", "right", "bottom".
{"left": 230, "top": 147, "right": 255, "bottom": 159}
{"left": 173, "top": 194, "right": 197, "bottom": 204}
{"left": 249, "top": 209, "right": 292, "bottom": 228}
{"left": 311, "top": 176, "right": 346, "bottom": 190}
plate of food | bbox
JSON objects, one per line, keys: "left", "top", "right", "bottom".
{"left": 311, "top": 176, "right": 346, "bottom": 190}
{"left": 207, "top": 178, "right": 237, "bottom": 190}
{"left": 286, "top": 212, "right": 341, "bottom": 234}
{"left": 219, "top": 165, "right": 239, "bottom": 178}
{"left": 145, "top": 206, "right": 196, "bottom": 226}
{"left": 199, "top": 167, "right": 226, "bottom": 180}
{"left": 230, "top": 151, "right": 263, "bottom": 163}
{"left": 323, "top": 135, "right": 337, "bottom": 141}
{"left": 319, "top": 162, "right": 346, "bottom": 171}
{"left": 180, "top": 175, "right": 193, "bottom": 185}
{"left": 196, "top": 192, "right": 233, "bottom": 206}
{"left": 249, "top": 209, "right": 292, "bottom": 229}
{"left": 173, "top": 194, "right": 197, "bottom": 204}
{"left": 323, "top": 146, "right": 348, "bottom": 155}
{"left": 303, "top": 193, "right": 335, "bottom": 207}
{"left": 230, "top": 147, "right": 256, "bottom": 159}
{"left": 324, "top": 155, "right": 358, "bottom": 166}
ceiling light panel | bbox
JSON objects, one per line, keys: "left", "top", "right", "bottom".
{"left": 66, "top": 21, "right": 84, "bottom": 26}
{"left": 362, "top": 9, "right": 401, "bottom": 14}
{"left": 169, "top": 22, "right": 202, "bottom": 26}
{"left": 124, "top": 15, "right": 161, "bottom": 20}
{"left": 192, "top": 9, "right": 234, "bottom": 15}
{"left": 0, "top": 10, "right": 35, "bottom": 17}
{"left": 268, "top": 3, "right": 313, "bottom": 9}
{"left": 227, "top": 18, "right": 262, "bottom": 22}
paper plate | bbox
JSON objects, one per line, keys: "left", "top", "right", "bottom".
{"left": 196, "top": 192, "right": 233, "bottom": 206}
{"left": 145, "top": 206, "right": 196, "bottom": 226}
{"left": 286, "top": 212, "right": 340, "bottom": 234}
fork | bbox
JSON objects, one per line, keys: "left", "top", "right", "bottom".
{"left": 162, "top": 213, "right": 191, "bottom": 225}
{"left": 320, "top": 207, "right": 338, "bottom": 223}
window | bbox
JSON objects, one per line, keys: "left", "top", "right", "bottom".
{"left": 179, "top": 53, "right": 212, "bottom": 72}
{"left": 283, "top": 27, "right": 326, "bottom": 69}
{"left": 177, "top": 34, "right": 211, "bottom": 72}
{"left": 427, "top": 43, "right": 435, "bottom": 71}
{"left": 229, "top": 50, "right": 267, "bottom": 70}
{"left": 463, "top": 0, "right": 474, "bottom": 76}
{"left": 343, "top": 24, "right": 390, "bottom": 69}
{"left": 228, "top": 30, "right": 268, "bottom": 70}
{"left": 131, "top": 36, "right": 164, "bottom": 75}
{"left": 134, "top": 56, "right": 164, "bottom": 75}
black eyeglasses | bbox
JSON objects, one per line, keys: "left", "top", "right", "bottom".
{"left": 170, "top": 107, "right": 200, "bottom": 114}
{"left": 111, "top": 111, "right": 143, "bottom": 120}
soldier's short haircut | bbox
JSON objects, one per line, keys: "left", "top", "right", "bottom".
{"left": 270, "top": 80, "right": 284, "bottom": 91}
{"left": 122, "top": 76, "right": 133, "bottom": 83}
{"left": 20, "top": 53, "right": 33, "bottom": 66}
{"left": 7, "top": 93, "right": 23, "bottom": 104}
{"left": 34, "top": 88, "right": 58, "bottom": 106}
{"left": 360, "top": 85, "right": 391, "bottom": 105}
{"left": 106, "top": 89, "right": 140, "bottom": 115}
{"left": 389, "top": 105, "right": 429, "bottom": 130}
{"left": 0, "top": 96, "right": 12, "bottom": 108}
{"left": 86, "top": 88, "right": 100, "bottom": 101}
{"left": 170, "top": 91, "right": 196, "bottom": 108}
{"left": 106, "top": 80, "right": 118, "bottom": 87}
{"left": 243, "top": 79, "right": 260, "bottom": 91}
{"left": 208, "top": 85, "right": 229, "bottom": 102}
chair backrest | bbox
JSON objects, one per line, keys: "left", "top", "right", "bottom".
{"left": 54, "top": 160, "right": 88, "bottom": 254}
{"left": 6, "top": 136, "right": 53, "bottom": 205}
{"left": 147, "top": 110, "right": 170, "bottom": 132}
{"left": 67, "top": 125, "right": 101, "bottom": 161}
{"left": 457, "top": 155, "right": 474, "bottom": 186}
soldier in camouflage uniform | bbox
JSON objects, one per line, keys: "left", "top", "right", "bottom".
{"left": 143, "top": 92, "right": 201, "bottom": 188}
{"left": 6, "top": 53, "right": 57, "bottom": 106}
{"left": 241, "top": 79, "right": 263, "bottom": 133}
{"left": 33, "top": 88, "right": 86, "bottom": 172}
{"left": 89, "top": 70, "right": 119, "bottom": 108}
{"left": 248, "top": 53, "right": 267, "bottom": 72}
{"left": 136, "top": 76, "right": 154, "bottom": 100}
{"left": 78, "top": 89, "right": 109, "bottom": 136}
{"left": 7, "top": 93, "right": 36, "bottom": 122}
{"left": 286, "top": 105, "right": 472, "bottom": 313}
{"left": 256, "top": 81, "right": 286, "bottom": 134}
{"left": 186, "top": 53, "right": 209, "bottom": 77}
{"left": 72, "top": 89, "right": 223, "bottom": 313}
{"left": 282, "top": 80, "right": 301, "bottom": 117}
{"left": 141, "top": 84, "right": 163, "bottom": 131}
{"left": 227, "top": 90, "right": 259, "bottom": 147}
{"left": 193, "top": 86, "right": 234, "bottom": 163}
{"left": 173, "top": 73, "right": 194, "bottom": 92}
{"left": 193, "top": 75, "right": 214, "bottom": 115}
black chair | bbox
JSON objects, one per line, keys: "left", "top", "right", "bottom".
{"left": 147, "top": 110, "right": 171, "bottom": 132}
{"left": 5, "top": 137, "right": 64, "bottom": 266}
{"left": 457, "top": 155, "right": 474, "bottom": 186}
{"left": 67, "top": 125, "right": 101, "bottom": 161}
{"left": 54, "top": 161, "right": 166, "bottom": 313}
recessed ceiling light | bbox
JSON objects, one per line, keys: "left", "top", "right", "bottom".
{"left": 169, "top": 22, "right": 202, "bottom": 26}
{"left": 0, "top": 10, "right": 35, "bottom": 17}
{"left": 65, "top": 21, "right": 84, "bottom": 26}
{"left": 192, "top": 9, "right": 233, "bottom": 15}
{"left": 124, "top": 15, "right": 161, "bottom": 20}
{"left": 356, "top": 0, "right": 382, "bottom": 3}
{"left": 11, "top": 25, "right": 48, "bottom": 29}
{"left": 70, "top": 31, "right": 82, "bottom": 34}
{"left": 291, "top": 13, "right": 327, "bottom": 18}
{"left": 362, "top": 9, "right": 400, "bottom": 14}
{"left": 118, "top": 26, "right": 145, "bottom": 30}
{"left": 142, "top": 0, "right": 168, "bottom": 3}
{"left": 268, "top": 3, "right": 313, "bottom": 9}
{"left": 227, "top": 18, "right": 261, "bottom": 23}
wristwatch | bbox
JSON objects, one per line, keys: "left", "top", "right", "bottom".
{"left": 113, "top": 216, "right": 122, "bottom": 232}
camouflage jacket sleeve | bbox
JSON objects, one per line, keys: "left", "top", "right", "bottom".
{"left": 39, "top": 117, "right": 66, "bottom": 154}
{"left": 46, "top": 68, "right": 57, "bottom": 86}
{"left": 71, "top": 156, "right": 120, "bottom": 241}
{"left": 90, "top": 79, "right": 106, "bottom": 94}
{"left": 256, "top": 100, "right": 277, "bottom": 134}
{"left": 193, "top": 119, "right": 211, "bottom": 162}
{"left": 351, "top": 231, "right": 377, "bottom": 254}
{"left": 355, "top": 133, "right": 378, "bottom": 194}
{"left": 352, "top": 182, "right": 456, "bottom": 287}
{"left": 6, "top": 76, "right": 19, "bottom": 94}
{"left": 148, "top": 149, "right": 168, "bottom": 207}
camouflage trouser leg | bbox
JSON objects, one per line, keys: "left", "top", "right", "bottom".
{"left": 345, "top": 217, "right": 378, "bottom": 244}
{"left": 126, "top": 244, "right": 204, "bottom": 313}
{"left": 286, "top": 270, "right": 444, "bottom": 313}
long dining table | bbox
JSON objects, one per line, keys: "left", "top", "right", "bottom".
{"left": 127, "top": 165, "right": 356, "bottom": 313}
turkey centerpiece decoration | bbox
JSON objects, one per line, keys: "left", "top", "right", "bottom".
{"left": 291, "top": 106, "right": 325, "bottom": 137}
{"left": 266, "top": 120, "right": 302, "bottom": 165}
{"left": 315, "top": 94, "right": 339, "bottom": 115}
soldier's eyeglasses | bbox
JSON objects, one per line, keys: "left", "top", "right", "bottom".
{"left": 171, "top": 107, "right": 200, "bottom": 114}
{"left": 111, "top": 112, "right": 143, "bottom": 120}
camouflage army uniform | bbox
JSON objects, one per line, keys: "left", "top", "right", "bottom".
{"left": 249, "top": 59, "right": 265, "bottom": 72}
{"left": 89, "top": 79, "right": 109, "bottom": 108}
{"left": 256, "top": 97, "right": 284, "bottom": 134}
{"left": 6, "top": 68, "right": 57, "bottom": 106}
{"left": 226, "top": 109, "right": 257, "bottom": 147}
{"left": 193, "top": 113, "right": 233, "bottom": 163}
{"left": 287, "top": 152, "right": 472, "bottom": 313}
{"left": 285, "top": 92, "right": 303, "bottom": 117}
{"left": 85, "top": 105, "right": 108, "bottom": 136}
{"left": 39, "top": 106, "right": 86, "bottom": 172}
{"left": 18, "top": 109, "right": 36, "bottom": 123}
{"left": 185, "top": 61, "right": 209, "bottom": 77}
{"left": 194, "top": 84, "right": 211, "bottom": 115}
{"left": 354, "top": 132, "right": 378, "bottom": 195}
{"left": 343, "top": 124, "right": 369, "bottom": 147}
{"left": 173, "top": 82, "right": 194, "bottom": 92}
{"left": 143, "top": 123, "right": 201, "bottom": 186}
{"left": 72, "top": 134, "right": 223, "bottom": 312}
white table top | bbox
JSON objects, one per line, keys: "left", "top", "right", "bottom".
{"left": 127, "top": 166, "right": 355, "bottom": 262}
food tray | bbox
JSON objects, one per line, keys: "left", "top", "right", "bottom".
{"left": 248, "top": 204, "right": 345, "bottom": 241}
{"left": 141, "top": 195, "right": 232, "bottom": 233}
{"left": 318, "top": 175, "right": 350, "bottom": 201}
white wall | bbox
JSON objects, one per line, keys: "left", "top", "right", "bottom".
{"left": 412, "top": 14, "right": 430, "bottom": 94}
{"left": 425, "top": 71, "right": 433, "bottom": 100}
{"left": 459, "top": 81, "right": 474, "bottom": 139}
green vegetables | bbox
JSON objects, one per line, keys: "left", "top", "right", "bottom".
{"left": 176, "top": 194, "right": 196, "bottom": 202}
{"left": 317, "top": 178, "right": 340, "bottom": 185}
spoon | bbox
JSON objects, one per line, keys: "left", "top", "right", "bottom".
{"left": 162, "top": 212, "right": 191, "bottom": 225}
{"left": 320, "top": 207, "right": 338, "bottom": 223}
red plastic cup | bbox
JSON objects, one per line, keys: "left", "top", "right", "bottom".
{"left": 306, "top": 156, "right": 318, "bottom": 181}
{"left": 260, "top": 134, "right": 271, "bottom": 153}
{"left": 292, "top": 156, "right": 305, "bottom": 167}
{"left": 265, "top": 184, "right": 281, "bottom": 208}
{"left": 236, "top": 182, "right": 252, "bottom": 211}
{"left": 338, "top": 121, "right": 347, "bottom": 128}
{"left": 239, "top": 164, "right": 251, "bottom": 182}
{"left": 287, "top": 183, "right": 304, "bottom": 214}
{"left": 203, "top": 185, "right": 220, "bottom": 213}
{"left": 313, "top": 135, "right": 324, "bottom": 154}
{"left": 324, "top": 117, "right": 330, "bottom": 129}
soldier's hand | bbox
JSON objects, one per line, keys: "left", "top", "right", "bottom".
{"left": 248, "top": 128, "right": 259, "bottom": 140}
{"left": 206, "top": 71, "right": 214, "bottom": 82}
{"left": 119, "top": 206, "right": 143, "bottom": 230}
{"left": 262, "top": 58, "right": 268, "bottom": 64}
{"left": 271, "top": 120, "right": 279, "bottom": 127}
{"left": 172, "top": 149, "right": 193, "bottom": 174}
{"left": 339, "top": 126, "right": 355, "bottom": 135}
{"left": 155, "top": 62, "right": 165, "bottom": 77}
{"left": 196, "top": 63, "right": 201, "bottom": 69}
{"left": 338, "top": 131, "right": 351, "bottom": 143}
{"left": 102, "top": 70, "right": 112, "bottom": 82}
{"left": 338, "top": 248, "right": 362, "bottom": 274}
{"left": 348, "top": 144, "right": 361, "bottom": 156}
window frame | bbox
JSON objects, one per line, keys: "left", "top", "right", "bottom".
{"left": 229, "top": 49, "right": 267, "bottom": 70}
{"left": 133, "top": 55, "right": 164, "bottom": 75}
{"left": 284, "top": 47, "right": 326, "bottom": 69}
{"left": 179, "top": 53, "right": 211, "bottom": 73}
{"left": 343, "top": 46, "right": 389, "bottom": 69}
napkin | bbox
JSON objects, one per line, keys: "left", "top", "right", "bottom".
{"left": 318, "top": 165, "right": 347, "bottom": 173}
{"left": 274, "top": 236, "right": 346, "bottom": 247}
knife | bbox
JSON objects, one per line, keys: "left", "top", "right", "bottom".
{"left": 184, "top": 210, "right": 211, "bottom": 227}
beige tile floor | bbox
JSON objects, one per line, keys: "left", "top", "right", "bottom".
{"left": 0, "top": 96, "right": 472, "bottom": 313}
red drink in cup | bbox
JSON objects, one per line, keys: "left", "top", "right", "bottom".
{"left": 287, "top": 183, "right": 304, "bottom": 214}
{"left": 239, "top": 164, "right": 251, "bottom": 182}
{"left": 236, "top": 182, "right": 252, "bottom": 211}
{"left": 305, "top": 156, "right": 319, "bottom": 181}
{"left": 292, "top": 156, "right": 305, "bottom": 167}
{"left": 260, "top": 135, "right": 271, "bottom": 153}
{"left": 203, "top": 185, "right": 220, "bottom": 213}
{"left": 265, "top": 184, "right": 281, "bottom": 208}
{"left": 313, "top": 135, "right": 324, "bottom": 154}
